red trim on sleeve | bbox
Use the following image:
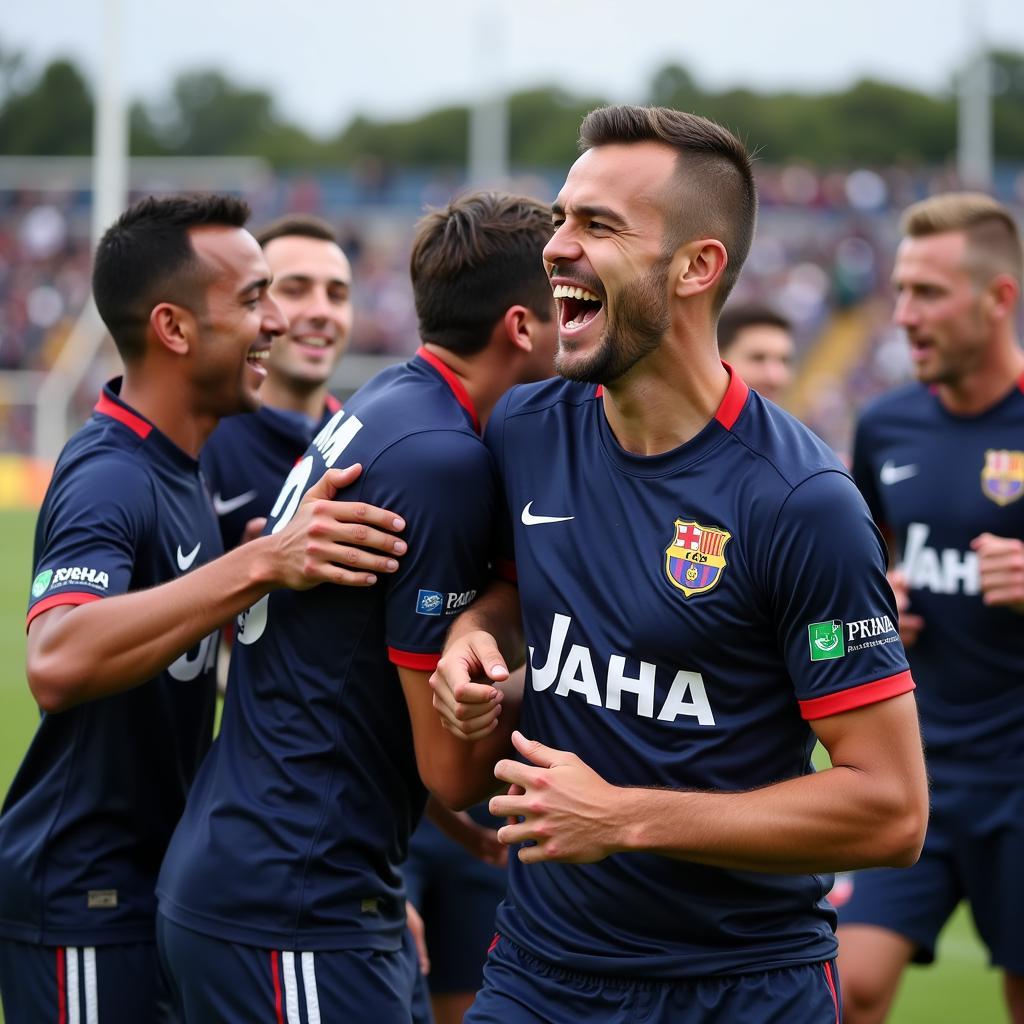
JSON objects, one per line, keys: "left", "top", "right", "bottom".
{"left": 94, "top": 393, "right": 152, "bottom": 438}
{"left": 798, "top": 670, "right": 915, "bottom": 721}
{"left": 270, "top": 950, "right": 284, "bottom": 1024}
{"left": 26, "top": 591, "right": 103, "bottom": 629}
{"left": 416, "top": 346, "right": 481, "bottom": 434}
{"left": 57, "top": 947, "right": 67, "bottom": 1024}
{"left": 325, "top": 393, "right": 342, "bottom": 413}
{"left": 714, "top": 361, "right": 749, "bottom": 430}
{"left": 388, "top": 647, "right": 442, "bottom": 671}
{"left": 494, "top": 558, "right": 518, "bottom": 584}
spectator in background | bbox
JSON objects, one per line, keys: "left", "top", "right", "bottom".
{"left": 717, "top": 303, "right": 795, "bottom": 404}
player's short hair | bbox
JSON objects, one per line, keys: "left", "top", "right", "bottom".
{"left": 255, "top": 214, "right": 338, "bottom": 248}
{"left": 717, "top": 304, "right": 792, "bottom": 355}
{"left": 901, "top": 192, "right": 1023, "bottom": 287}
{"left": 579, "top": 105, "right": 757, "bottom": 311}
{"left": 410, "top": 190, "right": 553, "bottom": 356}
{"left": 92, "top": 193, "right": 251, "bottom": 363}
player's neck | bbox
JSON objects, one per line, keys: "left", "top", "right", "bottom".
{"left": 936, "top": 336, "right": 1024, "bottom": 416}
{"left": 258, "top": 376, "right": 328, "bottom": 419}
{"left": 602, "top": 347, "right": 729, "bottom": 456}
{"left": 117, "top": 374, "right": 217, "bottom": 459}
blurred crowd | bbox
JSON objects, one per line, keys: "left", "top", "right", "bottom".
{"left": 2, "top": 161, "right": 1024, "bottom": 455}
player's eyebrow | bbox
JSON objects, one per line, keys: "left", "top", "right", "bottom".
{"left": 238, "top": 276, "right": 272, "bottom": 299}
{"left": 277, "top": 273, "right": 351, "bottom": 289}
{"left": 551, "top": 201, "right": 627, "bottom": 227}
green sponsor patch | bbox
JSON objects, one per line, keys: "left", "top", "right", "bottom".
{"left": 808, "top": 619, "right": 845, "bottom": 662}
{"left": 31, "top": 569, "right": 53, "bottom": 598}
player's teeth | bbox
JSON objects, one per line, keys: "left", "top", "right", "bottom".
{"left": 553, "top": 284, "right": 600, "bottom": 302}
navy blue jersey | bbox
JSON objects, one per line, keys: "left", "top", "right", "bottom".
{"left": 852, "top": 376, "right": 1024, "bottom": 780}
{"left": 486, "top": 370, "right": 913, "bottom": 979}
{"left": 0, "top": 381, "right": 221, "bottom": 946}
{"left": 157, "top": 349, "right": 497, "bottom": 952}
{"left": 201, "top": 396, "right": 342, "bottom": 550}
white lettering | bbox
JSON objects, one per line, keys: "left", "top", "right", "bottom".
{"left": 168, "top": 632, "right": 218, "bottom": 681}
{"left": 902, "top": 522, "right": 979, "bottom": 595}
{"left": 530, "top": 613, "right": 715, "bottom": 725}
{"left": 606, "top": 656, "right": 656, "bottom": 718}
{"left": 555, "top": 645, "right": 602, "bottom": 705}
{"left": 270, "top": 457, "right": 314, "bottom": 535}
{"left": 312, "top": 410, "right": 364, "bottom": 469}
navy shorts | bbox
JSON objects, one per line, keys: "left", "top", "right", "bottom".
{"left": 0, "top": 937, "right": 176, "bottom": 1023}
{"left": 466, "top": 936, "right": 841, "bottom": 1024}
{"left": 403, "top": 814, "right": 507, "bottom": 993}
{"left": 157, "top": 913, "right": 421, "bottom": 1023}
{"left": 838, "top": 779, "right": 1024, "bottom": 972}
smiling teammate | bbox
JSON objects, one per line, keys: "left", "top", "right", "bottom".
{"left": 429, "top": 106, "right": 929, "bottom": 1024}
{"left": 0, "top": 195, "right": 406, "bottom": 1024}
{"left": 201, "top": 214, "right": 352, "bottom": 550}
{"left": 837, "top": 193, "right": 1024, "bottom": 1024}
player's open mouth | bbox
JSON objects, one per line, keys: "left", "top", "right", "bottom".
{"left": 553, "top": 284, "right": 603, "bottom": 333}
{"left": 246, "top": 346, "right": 270, "bottom": 375}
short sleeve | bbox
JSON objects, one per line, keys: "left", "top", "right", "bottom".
{"left": 483, "top": 389, "right": 516, "bottom": 584}
{"left": 362, "top": 431, "right": 498, "bottom": 671}
{"left": 768, "top": 470, "right": 913, "bottom": 720}
{"left": 27, "top": 454, "right": 153, "bottom": 627}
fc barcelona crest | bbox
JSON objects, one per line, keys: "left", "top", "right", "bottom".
{"left": 665, "top": 518, "right": 732, "bottom": 598}
{"left": 981, "top": 449, "right": 1024, "bottom": 507}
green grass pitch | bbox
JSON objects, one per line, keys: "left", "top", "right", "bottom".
{"left": 0, "top": 508, "right": 1006, "bottom": 1021}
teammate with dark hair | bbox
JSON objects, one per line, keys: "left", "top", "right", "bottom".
{"left": 155, "top": 190, "right": 556, "bottom": 1023}
{"left": 838, "top": 192, "right": 1024, "bottom": 1024}
{"left": 717, "top": 303, "right": 795, "bottom": 404}
{"left": 430, "top": 105, "right": 929, "bottom": 1024}
{"left": 0, "top": 194, "right": 406, "bottom": 1024}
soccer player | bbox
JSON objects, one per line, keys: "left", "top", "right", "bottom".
{"left": 428, "top": 105, "right": 929, "bottom": 1024}
{"left": 0, "top": 194, "right": 406, "bottom": 1024}
{"left": 154, "top": 191, "right": 557, "bottom": 1023}
{"left": 837, "top": 193, "right": 1024, "bottom": 1024}
{"left": 202, "top": 214, "right": 352, "bottom": 551}
{"left": 717, "top": 302, "right": 795, "bottom": 404}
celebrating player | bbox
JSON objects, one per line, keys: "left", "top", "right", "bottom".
{"left": 202, "top": 213, "right": 352, "bottom": 550}
{"left": 717, "top": 302, "right": 795, "bottom": 404}
{"left": 838, "top": 193, "right": 1024, "bottom": 1023}
{"left": 429, "top": 105, "right": 929, "bottom": 1024}
{"left": 154, "top": 191, "right": 556, "bottom": 1022}
{"left": 0, "top": 194, "right": 406, "bottom": 1023}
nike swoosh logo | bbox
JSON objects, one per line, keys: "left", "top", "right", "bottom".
{"left": 176, "top": 542, "right": 201, "bottom": 571}
{"left": 212, "top": 490, "right": 257, "bottom": 516}
{"left": 521, "top": 501, "right": 575, "bottom": 526}
{"left": 880, "top": 461, "right": 919, "bottom": 485}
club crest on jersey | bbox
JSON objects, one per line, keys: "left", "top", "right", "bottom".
{"left": 981, "top": 449, "right": 1024, "bottom": 506}
{"left": 664, "top": 518, "right": 731, "bottom": 598}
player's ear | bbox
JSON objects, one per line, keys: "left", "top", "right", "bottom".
{"left": 149, "top": 302, "right": 194, "bottom": 357}
{"left": 502, "top": 305, "right": 533, "bottom": 354}
{"left": 983, "top": 274, "right": 1019, "bottom": 324}
{"left": 671, "top": 239, "right": 728, "bottom": 301}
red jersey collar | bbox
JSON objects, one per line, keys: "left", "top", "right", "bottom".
{"left": 416, "top": 346, "right": 481, "bottom": 433}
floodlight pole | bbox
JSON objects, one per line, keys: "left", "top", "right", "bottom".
{"left": 957, "top": 2, "right": 992, "bottom": 190}
{"left": 468, "top": 3, "right": 508, "bottom": 187}
{"left": 35, "top": 0, "right": 128, "bottom": 462}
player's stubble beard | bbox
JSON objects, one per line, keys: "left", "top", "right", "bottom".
{"left": 555, "top": 254, "right": 673, "bottom": 386}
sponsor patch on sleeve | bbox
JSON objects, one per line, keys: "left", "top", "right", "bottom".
{"left": 32, "top": 566, "right": 110, "bottom": 597}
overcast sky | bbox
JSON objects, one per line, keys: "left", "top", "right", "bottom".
{"left": 4, "top": 0, "right": 1023, "bottom": 136}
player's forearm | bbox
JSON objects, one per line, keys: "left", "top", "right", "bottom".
{"left": 447, "top": 579, "right": 525, "bottom": 668}
{"left": 27, "top": 536, "right": 280, "bottom": 711}
{"left": 612, "top": 765, "right": 926, "bottom": 873}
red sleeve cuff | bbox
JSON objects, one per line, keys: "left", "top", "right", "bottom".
{"left": 494, "top": 558, "right": 517, "bottom": 584}
{"left": 798, "top": 670, "right": 915, "bottom": 720}
{"left": 26, "top": 591, "right": 103, "bottom": 630}
{"left": 388, "top": 647, "right": 441, "bottom": 671}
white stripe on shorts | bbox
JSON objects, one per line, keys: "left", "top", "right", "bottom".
{"left": 301, "top": 952, "right": 321, "bottom": 1024}
{"left": 83, "top": 946, "right": 98, "bottom": 1024}
{"left": 66, "top": 946, "right": 81, "bottom": 1024}
{"left": 282, "top": 951, "right": 301, "bottom": 1024}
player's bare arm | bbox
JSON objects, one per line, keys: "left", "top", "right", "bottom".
{"left": 429, "top": 579, "right": 525, "bottom": 740}
{"left": 27, "top": 463, "right": 406, "bottom": 712}
{"left": 490, "top": 693, "right": 927, "bottom": 872}
{"left": 971, "top": 531, "right": 1024, "bottom": 612}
